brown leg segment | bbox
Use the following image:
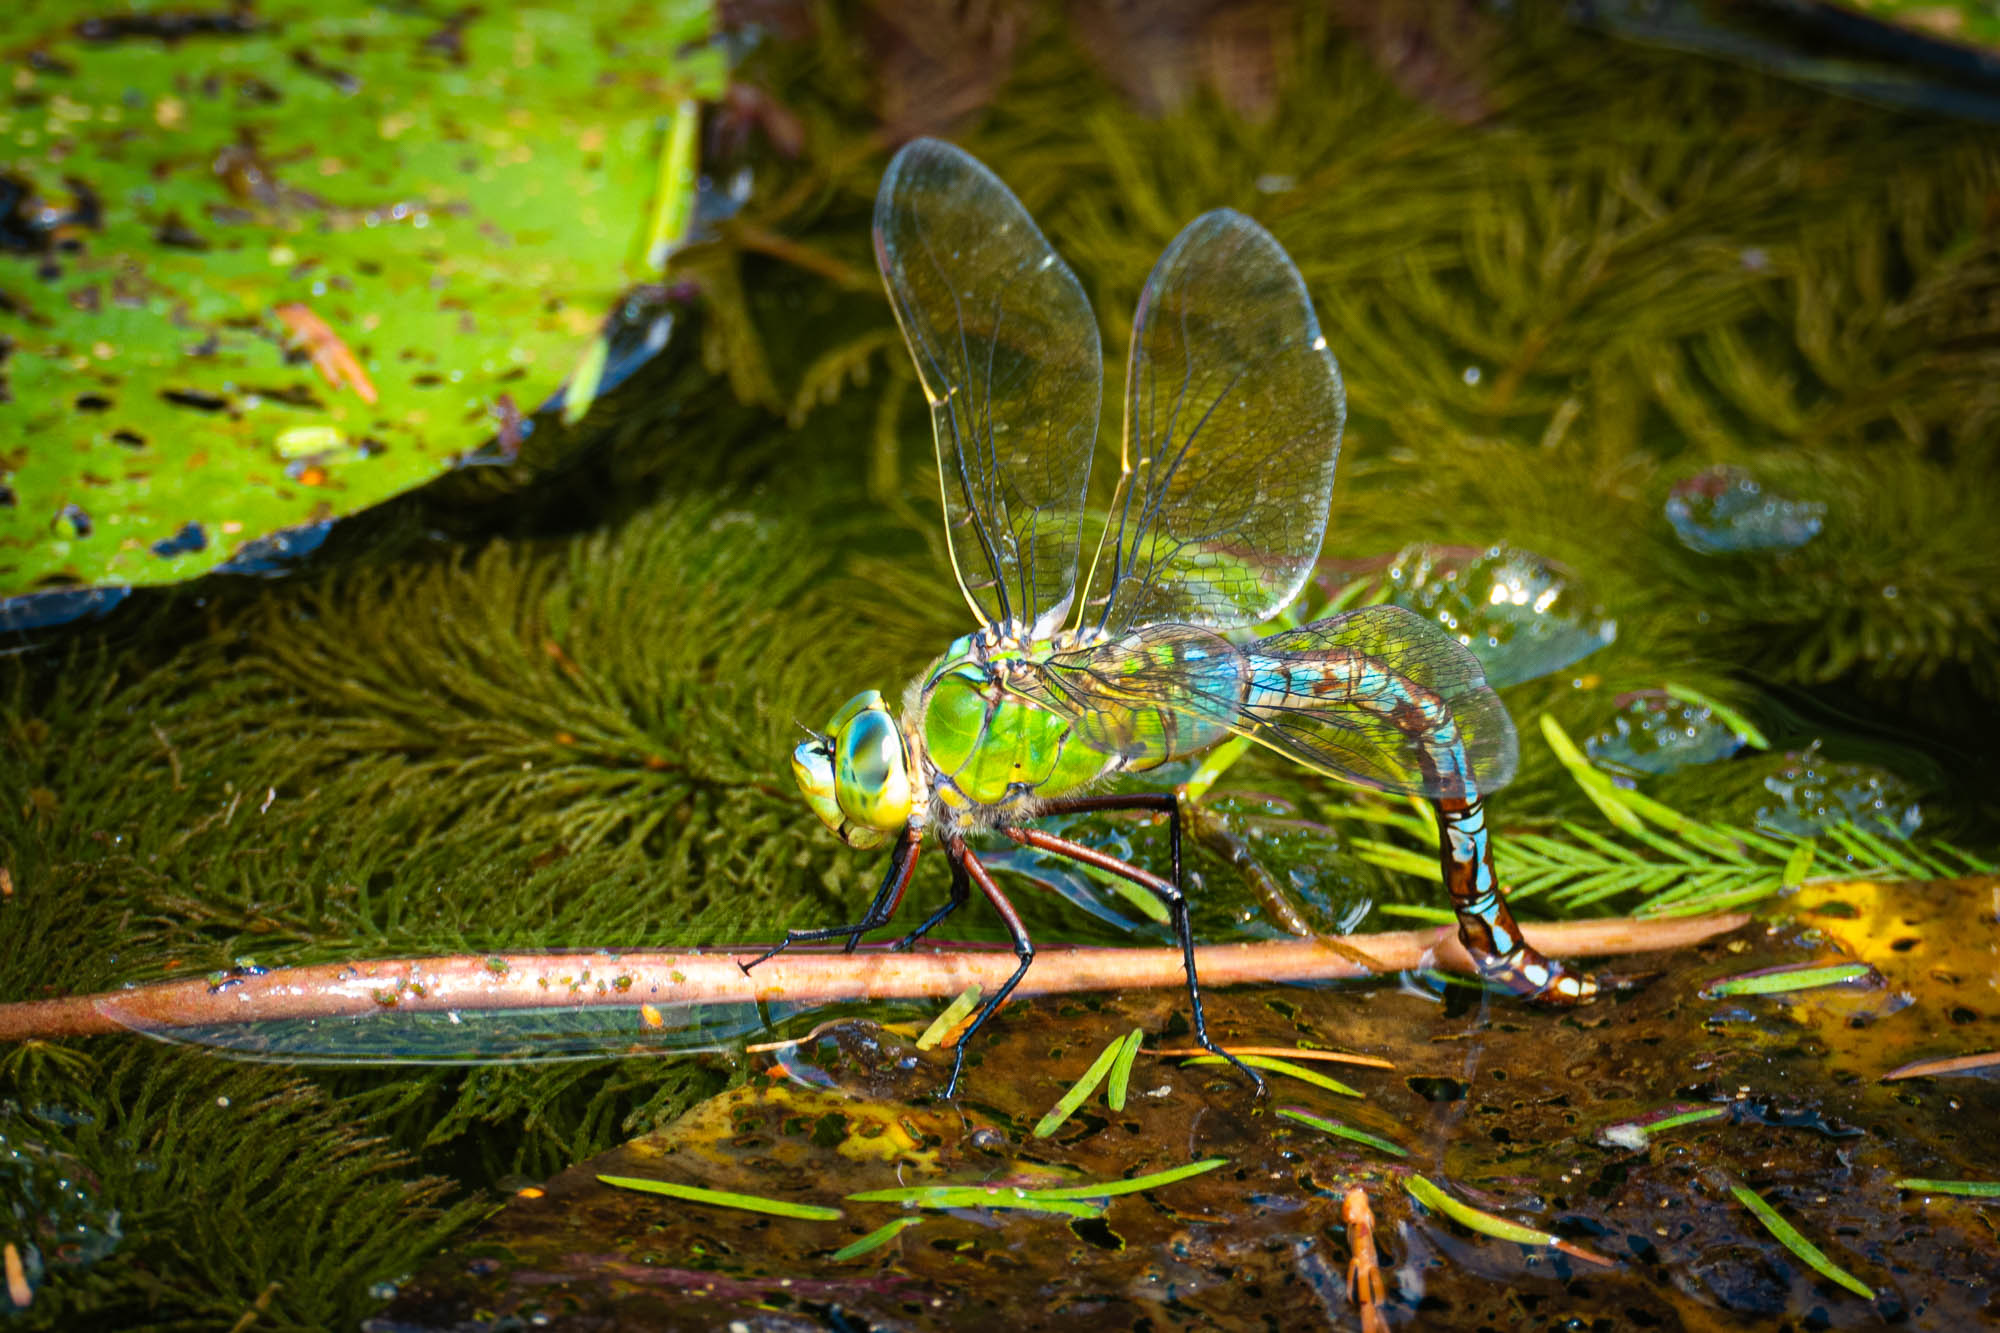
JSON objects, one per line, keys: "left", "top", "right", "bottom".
{"left": 942, "top": 843, "right": 1035, "bottom": 1098}
{"left": 1005, "top": 814, "right": 1266, "bottom": 1094}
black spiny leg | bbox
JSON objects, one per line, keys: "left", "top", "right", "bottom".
{"left": 890, "top": 853, "right": 971, "bottom": 952}
{"left": 739, "top": 826, "right": 923, "bottom": 973}
{"left": 942, "top": 843, "right": 1034, "bottom": 1098}
{"left": 1010, "top": 793, "right": 1266, "bottom": 1096}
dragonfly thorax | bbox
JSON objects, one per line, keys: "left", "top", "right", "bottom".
{"left": 914, "top": 621, "right": 1125, "bottom": 826}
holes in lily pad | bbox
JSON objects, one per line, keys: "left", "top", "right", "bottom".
{"left": 154, "top": 213, "right": 209, "bottom": 250}
{"left": 111, "top": 429, "right": 145, "bottom": 447}
{"left": 246, "top": 382, "right": 324, "bottom": 408}
{"left": 150, "top": 521, "right": 207, "bottom": 557}
{"left": 75, "top": 393, "right": 112, "bottom": 411}
{"left": 160, "top": 387, "right": 229, "bottom": 412}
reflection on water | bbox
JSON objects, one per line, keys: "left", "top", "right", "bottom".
{"left": 96, "top": 997, "right": 821, "bottom": 1066}
{"left": 0, "top": 1104, "right": 125, "bottom": 1309}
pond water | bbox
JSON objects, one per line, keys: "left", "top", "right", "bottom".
{"left": 1, "top": 3, "right": 1997, "bottom": 1329}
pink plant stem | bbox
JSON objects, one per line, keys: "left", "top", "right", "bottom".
{"left": 0, "top": 914, "right": 1747, "bottom": 1042}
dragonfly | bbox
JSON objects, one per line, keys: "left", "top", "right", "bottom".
{"left": 749, "top": 139, "right": 1595, "bottom": 1097}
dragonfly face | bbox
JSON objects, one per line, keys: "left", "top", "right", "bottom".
{"left": 791, "top": 689, "right": 913, "bottom": 851}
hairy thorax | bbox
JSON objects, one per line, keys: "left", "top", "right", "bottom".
{"left": 906, "top": 622, "right": 1119, "bottom": 828}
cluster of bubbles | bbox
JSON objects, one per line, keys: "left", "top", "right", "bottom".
{"left": 1664, "top": 465, "right": 1825, "bottom": 555}
{"left": 1755, "top": 747, "right": 1924, "bottom": 841}
{"left": 1365, "top": 543, "right": 1618, "bottom": 688}
{"left": 1585, "top": 691, "right": 1746, "bottom": 777}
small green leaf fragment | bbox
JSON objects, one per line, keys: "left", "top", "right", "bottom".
{"left": 1034, "top": 1034, "right": 1128, "bottom": 1137}
{"left": 1539, "top": 714, "right": 1646, "bottom": 835}
{"left": 1106, "top": 1028, "right": 1144, "bottom": 1111}
{"left": 1642, "top": 1105, "right": 1729, "bottom": 1135}
{"left": 1108, "top": 876, "right": 1173, "bottom": 923}
{"left": 1893, "top": 1178, "right": 2000, "bottom": 1198}
{"left": 830, "top": 1216, "right": 923, "bottom": 1260}
{"left": 916, "top": 984, "right": 983, "bottom": 1051}
{"left": 644, "top": 98, "right": 702, "bottom": 272}
{"left": 1730, "top": 1184, "right": 1874, "bottom": 1298}
{"left": 1706, "top": 962, "right": 1876, "bottom": 997}
{"left": 1277, "top": 1107, "right": 1407, "bottom": 1157}
{"left": 1180, "top": 1054, "right": 1362, "bottom": 1097}
{"left": 1406, "top": 1174, "right": 1559, "bottom": 1245}
{"left": 1020, "top": 1158, "right": 1230, "bottom": 1201}
{"left": 562, "top": 336, "right": 611, "bottom": 427}
{"left": 274, "top": 424, "right": 347, "bottom": 457}
{"left": 843, "top": 1186, "right": 1102, "bottom": 1218}
{"left": 597, "top": 1175, "right": 843, "bottom": 1220}
{"left": 1348, "top": 837, "right": 1441, "bottom": 879}
{"left": 1781, "top": 839, "right": 1818, "bottom": 888}
{"left": 1374, "top": 904, "right": 1457, "bottom": 925}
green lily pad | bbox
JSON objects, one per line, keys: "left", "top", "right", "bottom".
{"left": 0, "top": 0, "right": 723, "bottom": 603}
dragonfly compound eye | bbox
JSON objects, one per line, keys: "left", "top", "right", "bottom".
{"left": 833, "top": 707, "right": 913, "bottom": 835}
{"left": 791, "top": 738, "right": 846, "bottom": 839}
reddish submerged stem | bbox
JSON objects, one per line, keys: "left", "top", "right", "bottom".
{"left": 0, "top": 914, "right": 1746, "bottom": 1043}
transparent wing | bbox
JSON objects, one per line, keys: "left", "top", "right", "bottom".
{"left": 874, "top": 138, "right": 1102, "bottom": 630}
{"left": 1026, "top": 606, "right": 1516, "bottom": 799}
{"left": 1081, "top": 209, "right": 1344, "bottom": 634}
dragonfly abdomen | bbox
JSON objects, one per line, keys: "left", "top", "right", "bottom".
{"left": 1239, "top": 645, "right": 1473, "bottom": 799}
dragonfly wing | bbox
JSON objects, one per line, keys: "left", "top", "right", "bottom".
{"left": 1083, "top": 210, "right": 1343, "bottom": 634}
{"left": 1028, "top": 606, "right": 1515, "bottom": 799}
{"left": 875, "top": 138, "right": 1101, "bottom": 631}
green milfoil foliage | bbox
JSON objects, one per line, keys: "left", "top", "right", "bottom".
{"left": 1, "top": 1045, "right": 485, "bottom": 1330}
{"left": 2, "top": 493, "right": 925, "bottom": 996}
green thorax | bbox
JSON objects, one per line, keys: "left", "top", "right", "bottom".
{"left": 917, "top": 629, "right": 1116, "bottom": 814}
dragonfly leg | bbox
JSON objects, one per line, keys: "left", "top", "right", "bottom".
{"left": 738, "top": 826, "right": 923, "bottom": 973}
{"left": 1004, "top": 812, "right": 1267, "bottom": 1096}
{"left": 1435, "top": 796, "right": 1596, "bottom": 1002}
{"left": 888, "top": 853, "right": 971, "bottom": 952}
{"left": 941, "top": 843, "right": 1034, "bottom": 1098}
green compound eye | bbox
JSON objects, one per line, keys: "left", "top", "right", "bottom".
{"left": 791, "top": 691, "right": 911, "bottom": 850}
{"left": 791, "top": 738, "right": 843, "bottom": 839}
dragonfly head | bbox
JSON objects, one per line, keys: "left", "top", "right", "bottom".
{"left": 792, "top": 690, "right": 912, "bottom": 850}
